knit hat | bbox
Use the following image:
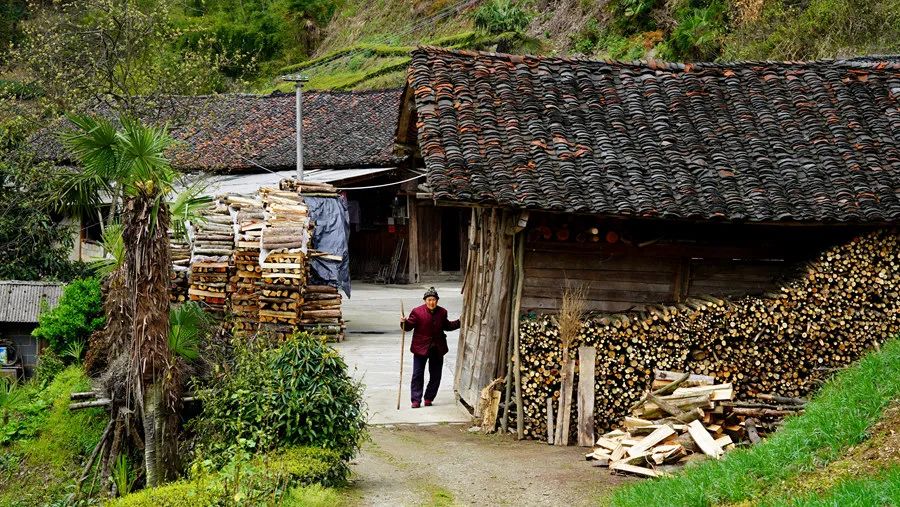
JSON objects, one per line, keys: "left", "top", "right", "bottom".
{"left": 423, "top": 287, "right": 439, "bottom": 300}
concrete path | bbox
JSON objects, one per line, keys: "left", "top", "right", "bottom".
{"left": 334, "top": 282, "right": 472, "bottom": 425}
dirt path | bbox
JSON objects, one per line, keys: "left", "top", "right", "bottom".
{"left": 345, "top": 424, "right": 632, "bottom": 506}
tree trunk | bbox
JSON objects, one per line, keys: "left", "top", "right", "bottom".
{"left": 122, "top": 194, "right": 172, "bottom": 487}
{"left": 142, "top": 383, "right": 162, "bottom": 487}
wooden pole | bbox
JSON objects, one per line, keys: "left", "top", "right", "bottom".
{"left": 513, "top": 233, "right": 525, "bottom": 440}
{"left": 397, "top": 300, "right": 406, "bottom": 410}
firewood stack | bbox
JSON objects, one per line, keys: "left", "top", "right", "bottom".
{"left": 586, "top": 370, "right": 805, "bottom": 477}
{"left": 257, "top": 187, "right": 310, "bottom": 340}
{"left": 188, "top": 201, "right": 235, "bottom": 316}
{"left": 518, "top": 229, "right": 900, "bottom": 441}
{"left": 169, "top": 231, "right": 191, "bottom": 303}
{"left": 298, "top": 283, "right": 345, "bottom": 341}
{"left": 227, "top": 195, "right": 264, "bottom": 336}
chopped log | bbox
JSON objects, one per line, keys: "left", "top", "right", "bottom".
{"left": 627, "top": 425, "right": 676, "bottom": 457}
{"left": 745, "top": 418, "right": 762, "bottom": 444}
{"left": 610, "top": 462, "right": 663, "bottom": 478}
{"left": 687, "top": 420, "right": 723, "bottom": 459}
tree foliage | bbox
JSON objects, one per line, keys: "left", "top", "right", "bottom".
{"left": 13, "top": 0, "right": 244, "bottom": 114}
{"left": 0, "top": 117, "right": 84, "bottom": 281}
{"left": 31, "top": 277, "right": 105, "bottom": 355}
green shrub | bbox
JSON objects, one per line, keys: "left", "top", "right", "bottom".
{"left": 32, "top": 278, "right": 104, "bottom": 356}
{"left": 192, "top": 332, "right": 366, "bottom": 468}
{"left": 473, "top": 0, "right": 532, "bottom": 35}
{"left": 659, "top": 0, "right": 727, "bottom": 61}
{"left": 113, "top": 447, "right": 346, "bottom": 506}
{"left": 34, "top": 349, "right": 66, "bottom": 384}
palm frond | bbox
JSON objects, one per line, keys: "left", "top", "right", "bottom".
{"left": 169, "top": 181, "right": 212, "bottom": 241}
{"left": 61, "top": 114, "right": 124, "bottom": 181}
{"left": 168, "top": 302, "right": 212, "bottom": 362}
{"left": 117, "top": 116, "right": 176, "bottom": 197}
{"left": 89, "top": 223, "right": 125, "bottom": 277}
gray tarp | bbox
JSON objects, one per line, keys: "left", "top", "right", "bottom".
{"left": 305, "top": 196, "right": 351, "bottom": 297}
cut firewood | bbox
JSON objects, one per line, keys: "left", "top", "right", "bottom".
{"left": 627, "top": 425, "right": 676, "bottom": 457}
{"left": 610, "top": 462, "right": 664, "bottom": 478}
{"left": 687, "top": 420, "right": 724, "bottom": 459}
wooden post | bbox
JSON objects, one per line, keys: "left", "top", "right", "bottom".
{"left": 555, "top": 359, "right": 576, "bottom": 446}
{"left": 546, "top": 397, "right": 555, "bottom": 445}
{"left": 512, "top": 232, "right": 526, "bottom": 440}
{"left": 577, "top": 346, "right": 596, "bottom": 447}
{"left": 407, "top": 198, "right": 419, "bottom": 284}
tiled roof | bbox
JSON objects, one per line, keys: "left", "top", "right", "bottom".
{"left": 0, "top": 281, "right": 64, "bottom": 323}
{"left": 407, "top": 47, "right": 900, "bottom": 223}
{"left": 31, "top": 89, "right": 403, "bottom": 173}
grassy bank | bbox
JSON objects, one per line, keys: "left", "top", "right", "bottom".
{"left": 609, "top": 336, "right": 900, "bottom": 506}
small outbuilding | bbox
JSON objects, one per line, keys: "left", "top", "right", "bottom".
{"left": 0, "top": 281, "right": 64, "bottom": 379}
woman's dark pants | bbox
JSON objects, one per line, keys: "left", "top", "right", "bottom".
{"left": 411, "top": 348, "right": 443, "bottom": 403}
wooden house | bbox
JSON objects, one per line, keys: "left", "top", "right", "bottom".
{"left": 397, "top": 47, "right": 900, "bottom": 407}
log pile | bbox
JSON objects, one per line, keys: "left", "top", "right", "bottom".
{"left": 518, "top": 229, "right": 900, "bottom": 441}
{"left": 257, "top": 187, "right": 309, "bottom": 340}
{"left": 227, "top": 195, "right": 265, "bottom": 336}
{"left": 188, "top": 201, "right": 235, "bottom": 316}
{"left": 299, "top": 283, "right": 345, "bottom": 341}
{"left": 586, "top": 370, "right": 806, "bottom": 477}
{"left": 169, "top": 232, "right": 191, "bottom": 303}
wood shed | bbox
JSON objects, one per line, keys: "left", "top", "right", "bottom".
{"left": 397, "top": 47, "right": 900, "bottom": 408}
{"left": 0, "top": 281, "right": 64, "bottom": 378}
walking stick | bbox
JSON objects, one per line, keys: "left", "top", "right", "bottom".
{"left": 397, "top": 300, "right": 406, "bottom": 410}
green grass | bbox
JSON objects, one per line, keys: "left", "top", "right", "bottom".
{"left": 0, "top": 366, "right": 107, "bottom": 506}
{"left": 608, "top": 336, "right": 900, "bottom": 507}
{"left": 770, "top": 467, "right": 900, "bottom": 507}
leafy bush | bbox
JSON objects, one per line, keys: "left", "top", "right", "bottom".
{"left": 610, "top": 0, "right": 665, "bottom": 33}
{"left": 32, "top": 278, "right": 105, "bottom": 356}
{"left": 473, "top": 0, "right": 532, "bottom": 35}
{"left": 34, "top": 350, "right": 66, "bottom": 385}
{"left": 192, "top": 333, "right": 366, "bottom": 468}
{"left": 659, "top": 0, "right": 727, "bottom": 61}
{"left": 112, "top": 447, "right": 346, "bottom": 506}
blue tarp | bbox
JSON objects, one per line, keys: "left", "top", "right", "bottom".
{"left": 305, "top": 196, "right": 351, "bottom": 297}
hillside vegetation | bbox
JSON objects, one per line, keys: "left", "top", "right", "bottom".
{"left": 2, "top": 0, "right": 898, "bottom": 98}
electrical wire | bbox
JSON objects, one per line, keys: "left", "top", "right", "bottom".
{"left": 336, "top": 173, "right": 425, "bottom": 191}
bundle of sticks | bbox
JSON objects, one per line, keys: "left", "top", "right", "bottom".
{"left": 585, "top": 370, "right": 806, "bottom": 477}
{"left": 226, "top": 194, "right": 264, "bottom": 336}
{"left": 298, "top": 284, "right": 345, "bottom": 342}
{"left": 518, "top": 230, "right": 900, "bottom": 441}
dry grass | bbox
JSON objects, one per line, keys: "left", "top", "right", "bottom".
{"left": 558, "top": 284, "right": 588, "bottom": 352}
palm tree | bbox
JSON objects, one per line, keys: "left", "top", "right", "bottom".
{"left": 63, "top": 114, "right": 179, "bottom": 487}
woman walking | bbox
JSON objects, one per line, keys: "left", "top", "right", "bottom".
{"left": 400, "top": 287, "right": 460, "bottom": 408}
